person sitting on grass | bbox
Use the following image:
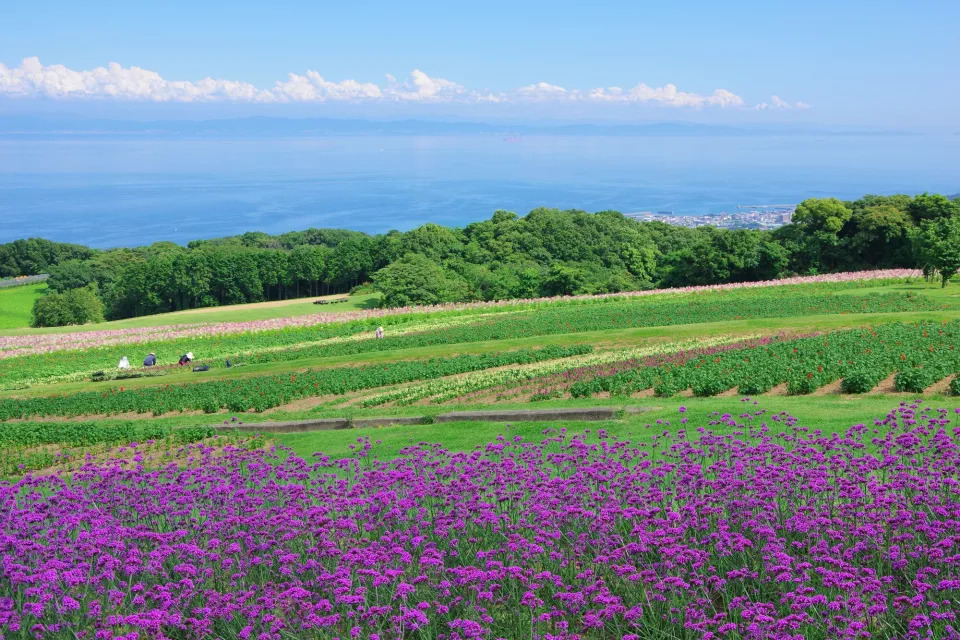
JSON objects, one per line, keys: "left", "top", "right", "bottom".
{"left": 118, "top": 356, "right": 131, "bottom": 370}
{"left": 178, "top": 352, "right": 194, "bottom": 366}
{"left": 143, "top": 352, "right": 157, "bottom": 367}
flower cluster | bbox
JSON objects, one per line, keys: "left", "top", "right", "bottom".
{"left": 2, "top": 400, "right": 958, "bottom": 639}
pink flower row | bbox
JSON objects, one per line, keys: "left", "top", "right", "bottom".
{"left": 0, "top": 269, "right": 922, "bottom": 359}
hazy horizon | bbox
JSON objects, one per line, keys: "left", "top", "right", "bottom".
{"left": 3, "top": 132, "right": 957, "bottom": 248}
{"left": 2, "top": 1, "right": 957, "bottom": 248}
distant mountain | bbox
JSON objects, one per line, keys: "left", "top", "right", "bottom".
{"left": 0, "top": 115, "right": 918, "bottom": 139}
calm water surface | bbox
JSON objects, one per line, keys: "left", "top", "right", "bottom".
{"left": 1, "top": 134, "right": 957, "bottom": 247}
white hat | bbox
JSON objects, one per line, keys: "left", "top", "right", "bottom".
{"left": 186, "top": 352, "right": 194, "bottom": 359}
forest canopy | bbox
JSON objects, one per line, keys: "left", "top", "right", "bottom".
{"left": 2, "top": 192, "right": 958, "bottom": 326}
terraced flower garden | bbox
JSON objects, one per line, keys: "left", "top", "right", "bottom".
{"left": 2, "top": 272, "right": 960, "bottom": 638}
{"left": 0, "top": 272, "right": 941, "bottom": 389}
{"left": 410, "top": 320, "right": 960, "bottom": 404}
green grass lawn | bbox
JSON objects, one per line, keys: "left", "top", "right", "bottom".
{"left": 835, "top": 279, "right": 960, "bottom": 301}
{"left": 256, "top": 394, "right": 959, "bottom": 460}
{"left": 4, "top": 276, "right": 950, "bottom": 339}
{"left": 0, "top": 283, "right": 46, "bottom": 330}
{"left": 0, "top": 292, "right": 381, "bottom": 336}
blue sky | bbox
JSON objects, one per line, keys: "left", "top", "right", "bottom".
{"left": 2, "top": 0, "right": 957, "bottom": 127}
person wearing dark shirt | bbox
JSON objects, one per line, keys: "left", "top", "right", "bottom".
{"left": 178, "top": 352, "right": 194, "bottom": 366}
{"left": 143, "top": 353, "right": 157, "bottom": 367}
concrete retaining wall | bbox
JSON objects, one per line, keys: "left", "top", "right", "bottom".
{"left": 211, "top": 407, "right": 645, "bottom": 434}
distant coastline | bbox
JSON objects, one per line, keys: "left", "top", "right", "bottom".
{"left": 0, "top": 115, "right": 922, "bottom": 139}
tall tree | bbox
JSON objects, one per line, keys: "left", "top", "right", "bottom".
{"left": 908, "top": 193, "right": 960, "bottom": 223}
{"left": 789, "top": 198, "right": 854, "bottom": 272}
{"left": 372, "top": 253, "right": 471, "bottom": 307}
{"left": 915, "top": 216, "right": 960, "bottom": 287}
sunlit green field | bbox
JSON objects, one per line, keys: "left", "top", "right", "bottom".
{"left": 0, "top": 283, "right": 46, "bottom": 330}
{"left": 2, "top": 276, "right": 958, "bottom": 477}
{"left": 0, "top": 291, "right": 381, "bottom": 336}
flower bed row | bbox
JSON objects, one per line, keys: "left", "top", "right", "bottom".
{"left": 0, "top": 270, "right": 922, "bottom": 358}
{"left": 0, "top": 312, "right": 499, "bottom": 389}
{"left": 0, "top": 423, "right": 218, "bottom": 477}
{"left": 234, "top": 290, "right": 943, "bottom": 367}
{"left": 2, "top": 286, "right": 946, "bottom": 388}
{"left": 356, "top": 336, "right": 753, "bottom": 407}
{"left": 0, "top": 345, "right": 592, "bottom": 420}
{"left": 565, "top": 320, "right": 960, "bottom": 398}
{"left": 2, "top": 401, "right": 958, "bottom": 638}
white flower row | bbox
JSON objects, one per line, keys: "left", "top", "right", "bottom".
{"left": 358, "top": 335, "right": 756, "bottom": 407}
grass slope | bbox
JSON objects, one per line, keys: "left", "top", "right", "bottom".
{"left": 0, "top": 292, "right": 381, "bottom": 336}
{"left": 0, "top": 283, "right": 45, "bottom": 330}
{"left": 7, "top": 394, "right": 934, "bottom": 462}
{"left": 273, "top": 395, "right": 909, "bottom": 460}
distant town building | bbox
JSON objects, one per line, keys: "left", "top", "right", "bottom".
{"left": 624, "top": 205, "right": 795, "bottom": 230}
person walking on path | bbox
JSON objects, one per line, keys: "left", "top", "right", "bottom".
{"left": 143, "top": 353, "right": 157, "bottom": 367}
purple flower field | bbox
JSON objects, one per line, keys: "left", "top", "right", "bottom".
{"left": 2, "top": 401, "right": 960, "bottom": 639}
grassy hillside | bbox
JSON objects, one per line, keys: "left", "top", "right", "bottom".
{"left": 2, "top": 275, "right": 958, "bottom": 473}
{"left": 0, "top": 283, "right": 45, "bottom": 329}
{"left": 0, "top": 291, "right": 380, "bottom": 336}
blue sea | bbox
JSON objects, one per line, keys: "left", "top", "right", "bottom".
{"left": 1, "top": 134, "right": 957, "bottom": 248}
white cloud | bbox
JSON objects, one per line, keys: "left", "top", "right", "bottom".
{"left": 0, "top": 56, "right": 272, "bottom": 102}
{"left": 272, "top": 71, "right": 382, "bottom": 102}
{"left": 0, "top": 57, "right": 798, "bottom": 110}
{"left": 516, "top": 81, "right": 745, "bottom": 108}
{"left": 384, "top": 69, "right": 466, "bottom": 101}
{"left": 516, "top": 81, "right": 574, "bottom": 101}
{"left": 754, "top": 95, "right": 810, "bottom": 110}
{"left": 622, "top": 83, "right": 744, "bottom": 108}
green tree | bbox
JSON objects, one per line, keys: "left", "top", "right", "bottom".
{"left": 794, "top": 198, "right": 853, "bottom": 234}
{"left": 372, "top": 253, "right": 471, "bottom": 307}
{"left": 400, "top": 224, "right": 464, "bottom": 262}
{"left": 789, "top": 198, "right": 854, "bottom": 271}
{"left": 46, "top": 259, "right": 95, "bottom": 293}
{"left": 0, "top": 238, "right": 95, "bottom": 277}
{"left": 287, "top": 245, "right": 322, "bottom": 297}
{"left": 660, "top": 229, "right": 787, "bottom": 287}
{"left": 255, "top": 249, "right": 288, "bottom": 300}
{"left": 908, "top": 192, "right": 960, "bottom": 223}
{"left": 328, "top": 236, "right": 375, "bottom": 291}
{"left": 541, "top": 264, "right": 588, "bottom": 296}
{"left": 31, "top": 285, "right": 104, "bottom": 327}
{"left": 916, "top": 216, "right": 960, "bottom": 287}
{"left": 848, "top": 204, "right": 912, "bottom": 267}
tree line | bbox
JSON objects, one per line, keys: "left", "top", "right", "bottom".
{"left": 3, "top": 192, "right": 957, "bottom": 327}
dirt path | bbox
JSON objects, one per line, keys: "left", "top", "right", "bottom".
{"left": 925, "top": 374, "right": 956, "bottom": 395}
{"left": 765, "top": 383, "right": 789, "bottom": 396}
{"left": 869, "top": 373, "right": 899, "bottom": 394}
{"left": 813, "top": 378, "right": 844, "bottom": 396}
